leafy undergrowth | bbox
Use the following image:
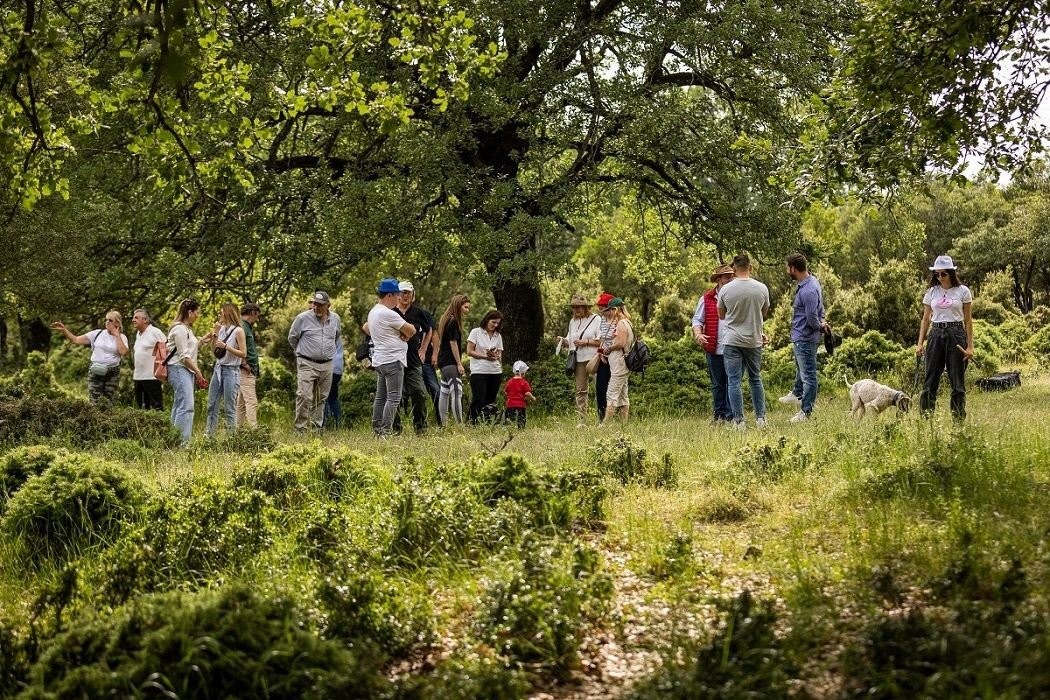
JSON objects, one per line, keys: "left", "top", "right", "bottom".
{"left": 0, "top": 391, "right": 1049, "bottom": 698}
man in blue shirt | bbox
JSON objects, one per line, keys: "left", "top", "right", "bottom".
{"left": 779, "top": 253, "right": 826, "bottom": 422}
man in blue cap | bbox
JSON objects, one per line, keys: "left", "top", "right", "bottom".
{"left": 288, "top": 290, "right": 342, "bottom": 432}
{"left": 365, "top": 278, "right": 418, "bottom": 436}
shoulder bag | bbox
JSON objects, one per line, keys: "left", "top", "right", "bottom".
{"left": 565, "top": 315, "right": 598, "bottom": 377}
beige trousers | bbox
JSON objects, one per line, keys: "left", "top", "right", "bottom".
{"left": 574, "top": 361, "right": 592, "bottom": 420}
{"left": 606, "top": 351, "right": 630, "bottom": 407}
{"left": 294, "top": 358, "right": 333, "bottom": 431}
{"left": 236, "top": 368, "right": 258, "bottom": 428}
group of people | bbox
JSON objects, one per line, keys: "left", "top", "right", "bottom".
{"left": 48, "top": 250, "right": 976, "bottom": 444}
{"left": 52, "top": 300, "right": 263, "bottom": 445}
{"left": 688, "top": 252, "right": 975, "bottom": 428}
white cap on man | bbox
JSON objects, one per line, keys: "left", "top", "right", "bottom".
{"left": 398, "top": 281, "right": 414, "bottom": 292}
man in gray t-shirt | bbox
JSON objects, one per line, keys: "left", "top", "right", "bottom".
{"left": 718, "top": 254, "right": 770, "bottom": 428}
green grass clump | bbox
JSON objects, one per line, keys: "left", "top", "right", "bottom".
{"left": 0, "top": 395, "right": 179, "bottom": 448}
{"left": 590, "top": 436, "right": 679, "bottom": 488}
{"left": 399, "top": 647, "right": 528, "bottom": 699}
{"left": 1, "top": 454, "right": 146, "bottom": 567}
{"left": 22, "top": 585, "right": 388, "bottom": 699}
{"left": 231, "top": 460, "right": 308, "bottom": 509}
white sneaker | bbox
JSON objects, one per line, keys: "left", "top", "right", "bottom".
{"left": 755, "top": 417, "right": 767, "bottom": 428}
{"left": 778, "top": 392, "right": 802, "bottom": 405}
{"left": 733, "top": 420, "right": 747, "bottom": 431}
{"left": 789, "top": 411, "right": 808, "bottom": 423}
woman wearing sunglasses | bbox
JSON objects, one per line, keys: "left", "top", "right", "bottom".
{"left": 915, "top": 255, "right": 974, "bottom": 420}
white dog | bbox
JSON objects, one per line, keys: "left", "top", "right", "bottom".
{"left": 845, "top": 377, "right": 912, "bottom": 418}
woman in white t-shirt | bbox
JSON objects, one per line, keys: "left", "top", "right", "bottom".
{"left": 466, "top": 310, "right": 504, "bottom": 424}
{"left": 556, "top": 294, "right": 602, "bottom": 426}
{"left": 915, "top": 255, "right": 974, "bottom": 420}
{"left": 51, "top": 310, "right": 129, "bottom": 404}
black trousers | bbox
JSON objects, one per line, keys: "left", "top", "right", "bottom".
{"left": 468, "top": 373, "right": 502, "bottom": 424}
{"left": 134, "top": 379, "right": 164, "bottom": 410}
{"left": 595, "top": 360, "right": 611, "bottom": 421}
{"left": 394, "top": 365, "right": 429, "bottom": 433}
{"left": 920, "top": 325, "right": 967, "bottom": 419}
{"left": 505, "top": 407, "right": 527, "bottom": 428}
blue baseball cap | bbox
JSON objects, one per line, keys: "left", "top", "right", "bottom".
{"left": 377, "top": 278, "right": 400, "bottom": 295}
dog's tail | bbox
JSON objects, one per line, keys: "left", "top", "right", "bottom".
{"left": 843, "top": 373, "right": 854, "bottom": 389}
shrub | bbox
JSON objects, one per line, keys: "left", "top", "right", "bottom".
{"left": 231, "top": 461, "right": 308, "bottom": 509}
{"left": 24, "top": 585, "right": 387, "bottom": 699}
{"left": 827, "top": 330, "right": 913, "bottom": 385}
{"left": 194, "top": 425, "right": 278, "bottom": 455}
{"left": 0, "top": 445, "right": 72, "bottom": 514}
{"left": 0, "top": 351, "right": 68, "bottom": 400}
{"left": 970, "top": 296, "right": 1013, "bottom": 324}
{"left": 589, "top": 436, "right": 679, "bottom": 489}
{"left": 997, "top": 316, "right": 1031, "bottom": 363}
{"left": 399, "top": 646, "right": 528, "bottom": 699}
{"left": 1025, "top": 322, "right": 1050, "bottom": 368}
{"left": 644, "top": 294, "right": 693, "bottom": 341}
{"left": 726, "top": 436, "right": 812, "bottom": 484}
{"left": 647, "top": 532, "right": 695, "bottom": 580}
{"left": 629, "top": 336, "right": 710, "bottom": 416}
{"left": 318, "top": 569, "right": 433, "bottom": 658}
{"left": 475, "top": 539, "right": 611, "bottom": 679}
{"left": 0, "top": 396, "right": 179, "bottom": 448}
{"left": 95, "top": 480, "right": 274, "bottom": 600}
{"left": 632, "top": 590, "right": 791, "bottom": 698}
{"left": 1, "top": 454, "right": 146, "bottom": 566}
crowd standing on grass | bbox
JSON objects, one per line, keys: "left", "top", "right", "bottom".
{"left": 39, "top": 249, "right": 984, "bottom": 443}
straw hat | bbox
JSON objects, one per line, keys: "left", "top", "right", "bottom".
{"left": 568, "top": 294, "right": 591, "bottom": 307}
{"left": 709, "top": 264, "right": 734, "bottom": 282}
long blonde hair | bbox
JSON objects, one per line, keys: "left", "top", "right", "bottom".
{"left": 219, "top": 302, "right": 240, "bottom": 327}
{"left": 438, "top": 294, "right": 470, "bottom": 335}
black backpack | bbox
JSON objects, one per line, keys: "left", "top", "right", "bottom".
{"left": 624, "top": 333, "right": 651, "bottom": 373}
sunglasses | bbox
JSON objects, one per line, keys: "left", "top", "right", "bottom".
{"left": 935, "top": 271, "right": 951, "bottom": 277}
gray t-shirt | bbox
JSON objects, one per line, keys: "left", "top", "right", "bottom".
{"left": 717, "top": 277, "right": 769, "bottom": 349}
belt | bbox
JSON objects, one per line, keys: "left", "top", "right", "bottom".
{"left": 931, "top": 321, "right": 963, "bottom": 329}
{"left": 297, "top": 355, "right": 332, "bottom": 363}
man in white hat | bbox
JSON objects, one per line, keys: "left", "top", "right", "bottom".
{"left": 393, "top": 281, "right": 432, "bottom": 434}
{"left": 288, "top": 291, "right": 342, "bottom": 432}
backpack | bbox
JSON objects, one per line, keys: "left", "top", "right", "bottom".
{"left": 976, "top": 370, "right": 1021, "bottom": 392}
{"left": 624, "top": 328, "right": 651, "bottom": 373}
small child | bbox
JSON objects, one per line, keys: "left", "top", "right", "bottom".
{"left": 505, "top": 360, "right": 536, "bottom": 428}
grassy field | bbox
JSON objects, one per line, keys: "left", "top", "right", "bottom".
{"left": 1, "top": 373, "right": 1049, "bottom": 698}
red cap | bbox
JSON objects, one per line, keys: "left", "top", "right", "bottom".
{"left": 596, "top": 291, "right": 615, "bottom": 307}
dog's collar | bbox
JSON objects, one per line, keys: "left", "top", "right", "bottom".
{"left": 892, "top": 391, "right": 904, "bottom": 406}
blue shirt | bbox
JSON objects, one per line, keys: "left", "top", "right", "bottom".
{"left": 790, "top": 275, "right": 825, "bottom": 344}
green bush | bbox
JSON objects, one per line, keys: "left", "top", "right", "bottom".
{"left": 0, "top": 396, "right": 179, "bottom": 448}
{"left": 997, "top": 316, "right": 1031, "bottom": 363}
{"left": 629, "top": 336, "right": 710, "bottom": 416}
{"left": 827, "top": 331, "right": 914, "bottom": 385}
{"left": 475, "top": 539, "right": 611, "bottom": 679}
{"left": 398, "top": 646, "right": 528, "bottom": 699}
{"left": 337, "top": 371, "right": 379, "bottom": 427}
{"left": 0, "top": 445, "right": 72, "bottom": 514}
{"left": 647, "top": 532, "right": 695, "bottom": 581}
{"left": 632, "top": 590, "right": 790, "bottom": 698}
{"left": 726, "top": 436, "right": 812, "bottom": 484}
{"left": 1, "top": 454, "right": 146, "bottom": 566}
{"left": 96, "top": 480, "right": 274, "bottom": 600}
{"left": 231, "top": 460, "right": 308, "bottom": 509}
{"left": 1025, "top": 322, "right": 1050, "bottom": 368}
{"left": 23, "top": 585, "right": 387, "bottom": 699}
{"left": 590, "top": 436, "right": 679, "bottom": 488}
{"left": 0, "top": 352, "right": 69, "bottom": 400}
{"left": 644, "top": 295, "right": 693, "bottom": 342}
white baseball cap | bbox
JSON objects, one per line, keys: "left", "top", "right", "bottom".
{"left": 512, "top": 360, "right": 529, "bottom": 374}
{"left": 398, "top": 281, "right": 414, "bottom": 292}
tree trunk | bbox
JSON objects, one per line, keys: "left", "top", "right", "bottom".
{"left": 493, "top": 277, "right": 545, "bottom": 362}
{"left": 18, "top": 316, "right": 51, "bottom": 355}
{"left": 0, "top": 318, "right": 7, "bottom": 358}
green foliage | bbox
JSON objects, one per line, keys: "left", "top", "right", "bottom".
{"left": 96, "top": 480, "right": 274, "bottom": 600}
{"left": 193, "top": 425, "right": 278, "bottom": 456}
{"left": 1025, "top": 323, "right": 1050, "bottom": 368}
{"left": 969, "top": 319, "right": 1003, "bottom": 376}
{"left": 0, "top": 395, "right": 179, "bottom": 448}
{"left": 399, "top": 646, "right": 528, "bottom": 699}
{"left": 647, "top": 532, "right": 695, "bottom": 581}
{"left": 644, "top": 295, "right": 693, "bottom": 342}
{"left": 475, "top": 539, "right": 611, "bottom": 679}
{"left": 231, "top": 461, "right": 308, "bottom": 510}
{"left": 589, "top": 436, "right": 679, "bottom": 488}
{"left": 835, "top": 260, "right": 924, "bottom": 345}
{"left": 0, "top": 352, "right": 68, "bottom": 400}
{"left": 22, "top": 586, "right": 387, "bottom": 699}
{"left": 827, "top": 331, "right": 913, "bottom": 385}
{"left": 726, "top": 437, "right": 812, "bottom": 484}
{"left": 0, "top": 445, "right": 72, "bottom": 514}
{"left": 628, "top": 337, "right": 710, "bottom": 416}
{"left": 318, "top": 569, "right": 433, "bottom": 658}
{"left": 1, "top": 454, "right": 146, "bottom": 567}
{"left": 632, "top": 591, "right": 790, "bottom": 698}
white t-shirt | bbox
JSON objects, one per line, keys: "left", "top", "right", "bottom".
{"left": 717, "top": 277, "right": 769, "bottom": 349}
{"left": 368, "top": 304, "right": 409, "bottom": 368}
{"left": 467, "top": 327, "right": 503, "bottom": 374}
{"left": 89, "top": 329, "right": 128, "bottom": 367}
{"left": 923, "top": 284, "right": 972, "bottom": 323}
{"left": 566, "top": 314, "right": 602, "bottom": 362}
{"left": 133, "top": 325, "right": 167, "bottom": 380}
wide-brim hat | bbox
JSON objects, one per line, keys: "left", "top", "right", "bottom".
{"left": 929, "top": 255, "right": 957, "bottom": 271}
{"left": 709, "top": 264, "right": 734, "bottom": 282}
{"left": 569, "top": 294, "right": 591, "bottom": 307}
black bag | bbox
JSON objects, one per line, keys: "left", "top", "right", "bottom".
{"left": 976, "top": 371, "right": 1021, "bottom": 392}
{"left": 564, "top": 350, "right": 577, "bottom": 377}
{"left": 355, "top": 335, "right": 374, "bottom": 368}
{"left": 822, "top": 324, "right": 842, "bottom": 356}
{"left": 624, "top": 334, "right": 651, "bottom": 373}
{"left": 213, "top": 326, "right": 235, "bottom": 360}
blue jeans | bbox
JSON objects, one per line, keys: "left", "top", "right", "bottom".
{"left": 791, "top": 341, "right": 819, "bottom": 415}
{"left": 207, "top": 364, "right": 240, "bottom": 436}
{"left": 324, "top": 373, "right": 342, "bottom": 429}
{"left": 372, "top": 362, "right": 404, "bottom": 435}
{"left": 724, "top": 345, "right": 766, "bottom": 423}
{"left": 706, "top": 352, "right": 731, "bottom": 420}
{"left": 169, "top": 364, "right": 196, "bottom": 445}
